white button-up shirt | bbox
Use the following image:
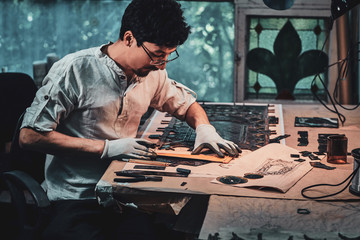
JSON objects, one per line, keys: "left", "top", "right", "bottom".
{"left": 21, "top": 43, "right": 196, "bottom": 201}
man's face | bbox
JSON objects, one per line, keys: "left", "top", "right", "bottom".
{"left": 130, "top": 42, "right": 177, "bottom": 77}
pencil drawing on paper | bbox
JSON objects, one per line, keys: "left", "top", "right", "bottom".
{"left": 256, "top": 158, "right": 298, "bottom": 176}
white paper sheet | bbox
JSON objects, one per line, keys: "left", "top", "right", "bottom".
{"left": 208, "top": 143, "right": 313, "bottom": 193}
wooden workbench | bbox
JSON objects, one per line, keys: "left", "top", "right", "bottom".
{"left": 95, "top": 104, "right": 360, "bottom": 239}
{"left": 200, "top": 104, "right": 360, "bottom": 239}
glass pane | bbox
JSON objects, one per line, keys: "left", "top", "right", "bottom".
{"left": 260, "top": 18, "right": 287, "bottom": 29}
{"left": 0, "top": 0, "right": 234, "bottom": 102}
{"left": 246, "top": 17, "right": 329, "bottom": 101}
{"left": 259, "top": 30, "right": 279, "bottom": 50}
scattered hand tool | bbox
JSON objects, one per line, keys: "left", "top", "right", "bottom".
{"left": 310, "top": 161, "right": 336, "bottom": 170}
{"left": 298, "top": 131, "right": 309, "bottom": 146}
{"left": 114, "top": 172, "right": 163, "bottom": 183}
{"left": 154, "top": 156, "right": 209, "bottom": 167}
{"left": 116, "top": 170, "right": 189, "bottom": 177}
{"left": 133, "top": 165, "right": 166, "bottom": 170}
{"left": 269, "top": 134, "right": 290, "bottom": 143}
{"left": 176, "top": 168, "right": 191, "bottom": 175}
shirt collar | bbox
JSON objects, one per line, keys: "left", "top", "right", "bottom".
{"left": 96, "top": 42, "right": 127, "bottom": 80}
{"left": 96, "top": 42, "right": 146, "bottom": 84}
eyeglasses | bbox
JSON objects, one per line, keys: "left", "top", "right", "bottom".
{"left": 141, "top": 43, "right": 179, "bottom": 66}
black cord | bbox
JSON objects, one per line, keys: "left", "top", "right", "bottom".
{"left": 310, "top": 19, "right": 346, "bottom": 126}
{"left": 301, "top": 164, "right": 360, "bottom": 200}
{"left": 312, "top": 73, "right": 347, "bottom": 124}
{"left": 332, "top": 41, "right": 360, "bottom": 110}
{"left": 310, "top": 17, "right": 360, "bottom": 126}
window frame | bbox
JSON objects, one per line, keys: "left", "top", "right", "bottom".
{"left": 234, "top": 0, "right": 336, "bottom": 102}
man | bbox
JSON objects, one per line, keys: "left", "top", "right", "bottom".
{"left": 19, "top": 0, "right": 240, "bottom": 239}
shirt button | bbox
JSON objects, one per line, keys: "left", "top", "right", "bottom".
{"left": 120, "top": 75, "right": 126, "bottom": 80}
{"left": 44, "top": 95, "right": 49, "bottom": 100}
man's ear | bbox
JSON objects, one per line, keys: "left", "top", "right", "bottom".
{"left": 123, "top": 31, "right": 136, "bottom": 47}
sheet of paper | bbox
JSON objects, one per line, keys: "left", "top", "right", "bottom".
{"left": 207, "top": 143, "right": 313, "bottom": 193}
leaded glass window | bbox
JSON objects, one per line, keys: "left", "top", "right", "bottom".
{"left": 246, "top": 17, "right": 330, "bottom": 101}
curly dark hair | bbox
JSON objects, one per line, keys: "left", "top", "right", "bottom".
{"left": 119, "top": 0, "right": 191, "bottom": 47}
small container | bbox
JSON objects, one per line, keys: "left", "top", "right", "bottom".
{"left": 327, "top": 135, "right": 348, "bottom": 164}
{"left": 349, "top": 148, "right": 360, "bottom": 196}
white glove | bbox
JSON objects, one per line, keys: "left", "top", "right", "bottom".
{"left": 100, "top": 138, "right": 157, "bottom": 160}
{"left": 192, "top": 124, "right": 241, "bottom": 158}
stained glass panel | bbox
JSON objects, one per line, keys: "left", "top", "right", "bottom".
{"left": 246, "top": 17, "right": 330, "bottom": 100}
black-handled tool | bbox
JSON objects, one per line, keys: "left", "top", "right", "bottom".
{"left": 114, "top": 172, "right": 163, "bottom": 183}
{"left": 116, "top": 170, "right": 189, "bottom": 177}
{"left": 176, "top": 168, "right": 191, "bottom": 175}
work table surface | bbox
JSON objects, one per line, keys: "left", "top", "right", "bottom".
{"left": 96, "top": 104, "right": 360, "bottom": 239}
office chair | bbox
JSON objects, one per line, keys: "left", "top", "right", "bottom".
{"left": 0, "top": 72, "right": 37, "bottom": 151}
{"left": 0, "top": 72, "right": 50, "bottom": 240}
{"left": 1, "top": 114, "right": 50, "bottom": 240}
{"left": 0, "top": 72, "right": 45, "bottom": 181}
{"left": 2, "top": 169, "right": 51, "bottom": 240}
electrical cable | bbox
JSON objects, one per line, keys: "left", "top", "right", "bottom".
{"left": 310, "top": 18, "right": 345, "bottom": 124}
{"left": 302, "top": 15, "right": 360, "bottom": 200}
{"left": 301, "top": 163, "right": 360, "bottom": 200}
{"left": 310, "top": 17, "right": 360, "bottom": 126}
{"left": 312, "top": 73, "right": 346, "bottom": 124}
{"left": 332, "top": 41, "right": 360, "bottom": 110}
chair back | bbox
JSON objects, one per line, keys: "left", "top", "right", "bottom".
{"left": 0, "top": 72, "right": 45, "bottom": 182}
{"left": 0, "top": 72, "right": 37, "bottom": 145}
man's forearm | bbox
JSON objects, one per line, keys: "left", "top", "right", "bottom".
{"left": 185, "top": 102, "right": 210, "bottom": 129}
{"left": 19, "top": 128, "right": 105, "bottom": 158}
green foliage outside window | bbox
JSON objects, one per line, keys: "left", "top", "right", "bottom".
{"left": 168, "top": 1, "right": 234, "bottom": 102}
{"left": 0, "top": 0, "right": 234, "bottom": 102}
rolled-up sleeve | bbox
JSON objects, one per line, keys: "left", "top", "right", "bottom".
{"left": 21, "top": 62, "right": 78, "bottom": 132}
{"left": 150, "top": 70, "right": 196, "bottom": 120}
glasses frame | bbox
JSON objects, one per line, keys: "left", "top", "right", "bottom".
{"left": 141, "top": 43, "right": 179, "bottom": 66}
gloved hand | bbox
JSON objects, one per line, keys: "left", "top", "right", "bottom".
{"left": 192, "top": 124, "right": 241, "bottom": 158}
{"left": 100, "top": 138, "right": 157, "bottom": 160}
